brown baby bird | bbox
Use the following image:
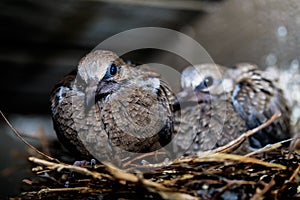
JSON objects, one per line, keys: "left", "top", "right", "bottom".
{"left": 50, "top": 50, "right": 176, "bottom": 164}
{"left": 174, "top": 63, "right": 291, "bottom": 154}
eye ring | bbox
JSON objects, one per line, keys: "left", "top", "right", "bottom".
{"left": 109, "top": 62, "right": 118, "bottom": 76}
{"left": 203, "top": 76, "right": 213, "bottom": 87}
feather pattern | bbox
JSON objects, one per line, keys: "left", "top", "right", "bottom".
{"left": 50, "top": 50, "right": 176, "bottom": 163}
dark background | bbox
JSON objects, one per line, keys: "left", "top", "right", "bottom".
{"left": 0, "top": 0, "right": 299, "bottom": 198}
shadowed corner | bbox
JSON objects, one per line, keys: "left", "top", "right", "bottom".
{"left": 0, "top": 112, "right": 76, "bottom": 198}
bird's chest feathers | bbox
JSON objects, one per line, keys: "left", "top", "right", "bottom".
{"left": 100, "top": 78, "right": 167, "bottom": 130}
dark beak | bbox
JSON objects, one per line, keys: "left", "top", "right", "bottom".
{"left": 96, "top": 80, "right": 118, "bottom": 97}
{"left": 85, "top": 80, "right": 119, "bottom": 112}
{"left": 195, "top": 81, "right": 207, "bottom": 91}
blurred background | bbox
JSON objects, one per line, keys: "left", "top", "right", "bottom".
{"left": 1, "top": 0, "right": 300, "bottom": 198}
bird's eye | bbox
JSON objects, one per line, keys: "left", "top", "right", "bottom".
{"left": 109, "top": 62, "right": 118, "bottom": 76}
{"left": 195, "top": 76, "right": 214, "bottom": 91}
{"left": 203, "top": 76, "right": 213, "bottom": 87}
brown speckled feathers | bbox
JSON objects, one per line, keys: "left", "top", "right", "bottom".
{"left": 50, "top": 50, "right": 176, "bottom": 162}
{"left": 174, "top": 63, "right": 291, "bottom": 154}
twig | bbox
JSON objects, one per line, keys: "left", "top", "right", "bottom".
{"left": 246, "top": 138, "right": 294, "bottom": 157}
{"left": 22, "top": 187, "right": 97, "bottom": 198}
{"left": 276, "top": 163, "right": 300, "bottom": 196}
{"left": 30, "top": 156, "right": 197, "bottom": 199}
{"left": 250, "top": 178, "right": 276, "bottom": 200}
{"left": 104, "top": 161, "right": 166, "bottom": 188}
{"left": 211, "top": 113, "right": 281, "bottom": 153}
{"left": 38, "top": 187, "right": 93, "bottom": 194}
{"left": 28, "top": 157, "right": 112, "bottom": 180}
{"left": 123, "top": 160, "right": 173, "bottom": 169}
{"left": 177, "top": 153, "right": 286, "bottom": 170}
{"left": 138, "top": 151, "right": 287, "bottom": 170}
{"left": 123, "top": 151, "right": 167, "bottom": 167}
{"left": 213, "top": 179, "right": 257, "bottom": 200}
{"left": 288, "top": 163, "right": 300, "bottom": 182}
{"left": 0, "top": 110, "right": 58, "bottom": 162}
{"left": 103, "top": 162, "right": 197, "bottom": 200}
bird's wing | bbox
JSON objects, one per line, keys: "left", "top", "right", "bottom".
{"left": 50, "top": 70, "right": 93, "bottom": 158}
{"left": 231, "top": 67, "right": 291, "bottom": 147}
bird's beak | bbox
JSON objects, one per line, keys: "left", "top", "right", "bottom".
{"left": 85, "top": 80, "right": 119, "bottom": 112}
{"left": 195, "top": 81, "right": 207, "bottom": 91}
{"left": 96, "top": 81, "right": 118, "bottom": 97}
{"left": 174, "top": 87, "right": 211, "bottom": 109}
{"left": 176, "top": 87, "right": 198, "bottom": 103}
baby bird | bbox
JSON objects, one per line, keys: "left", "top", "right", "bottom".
{"left": 174, "top": 63, "right": 291, "bottom": 153}
{"left": 50, "top": 50, "right": 176, "bottom": 164}
{"left": 174, "top": 64, "right": 247, "bottom": 154}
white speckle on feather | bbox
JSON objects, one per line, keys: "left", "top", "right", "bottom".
{"left": 142, "top": 78, "right": 160, "bottom": 94}
{"left": 56, "top": 86, "right": 68, "bottom": 104}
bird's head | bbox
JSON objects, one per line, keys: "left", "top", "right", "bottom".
{"left": 76, "top": 50, "right": 128, "bottom": 107}
{"left": 176, "top": 64, "right": 233, "bottom": 104}
{"left": 186, "top": 64, "right": 229, "bottom": 95}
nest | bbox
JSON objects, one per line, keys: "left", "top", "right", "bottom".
{"left": 16, "top": 149, "right": 300, "bottom": 200}
{"left": 1, "top": 112, "right": 299, "bottom": 200}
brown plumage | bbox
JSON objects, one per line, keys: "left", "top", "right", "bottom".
{"left": 174, "top": 63, "right": 291, "bottom": 154}
{"left": 50, "top": 50, "right": 176, "bottom": 163}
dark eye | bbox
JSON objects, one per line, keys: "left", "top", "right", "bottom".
{"left": 109, "top": 62, "right": 118, "bottom": 76}
{"left": 203, "top": 76, "right": 213, "bottom": 87}
{"left": 195, "top": 76, "right": 214, "bottom": 91}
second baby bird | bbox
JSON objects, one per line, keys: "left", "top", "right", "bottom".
{"left": 174, "top": 63, "right": 291, "bottom": 154}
